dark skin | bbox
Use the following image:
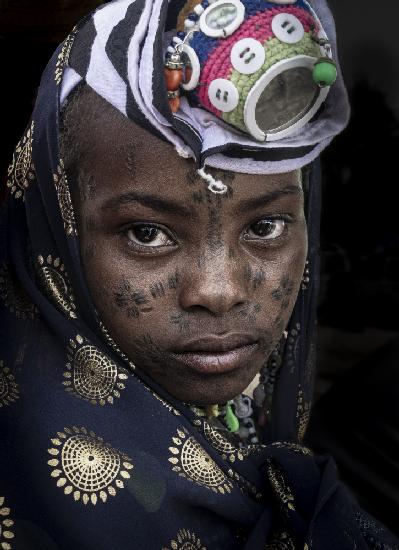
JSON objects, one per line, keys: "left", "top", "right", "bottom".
{"left": 69, "top": 95, "right": 307, "bottom": 406}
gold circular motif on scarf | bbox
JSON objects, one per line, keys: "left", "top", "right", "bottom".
{"left": 63, "top": 334, "right": 128, "bottom": 405}
{"left": 55, "top": 28, "right": 77, "bottom": 85}
{"left": 162, "top": 528, "right": 206, "bottom": 550}
{"left": 0, "top": 361, "right": 19, "bottom": 408}
{"left": 202, "top": 421, "right": 245, "bottom": 463}
{"left": 296, "top": 386, "right": 311, "bottom": 442}
{"left": 47, "top": 426, "right": 133, "bottom": 505}
{"left": 0, "top": 495, "right": 15, "bottom": 549}
{"left": 265, "top": 531, "right": 295, "bottom": 550}
{"left": 266, "top": 459, "right": 295, "bottom": 513}
{"left": 0, "top": 262, "right": 37, "bottom": 320}
{"left": 53, "top": 161, "right": 77, "bottom": 236}
{"left": 168, "top": 428, "right": 232, "bottom": 494}
{"left": 7, "top": 120, "right": 35, "bottom": 200}
{"left": 37, "top": 255, "right": 77, "bottom": 319}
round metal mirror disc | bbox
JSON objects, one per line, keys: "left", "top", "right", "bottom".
{"left": 254, "top": 66, "right": 319, "bottom": 134}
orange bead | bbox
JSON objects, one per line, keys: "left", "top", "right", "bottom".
{"left": 169, "top": 96, "right": 180, "bottom": 113}
{"left": 164, "top": 68, "right": 183, "bottom": 91}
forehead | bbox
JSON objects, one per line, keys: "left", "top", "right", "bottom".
{"left": 75, "top": 96, "right": 301, "bottom": 204}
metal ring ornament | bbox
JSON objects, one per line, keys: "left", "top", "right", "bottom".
{"left": 180, "top": 44, "right": 201, "bottom": 91}
{"left": 244, "top": 55, "right": 330, "bottom": 142}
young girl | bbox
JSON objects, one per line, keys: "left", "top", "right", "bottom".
{"left": 0, "top": 0, "right": 397, "bottom": 548}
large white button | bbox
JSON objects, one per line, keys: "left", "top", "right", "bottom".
{"left": 200, "top": 0, "right": 245, "bottom": 38}
{"left": 208, "top": 79, "right": 239, "bottom": 112}
{"left": 272, "top": 13, "right": 304, "bottom": 44}
{"left": 230, "top": 38, "right": 266, "bottom": 74}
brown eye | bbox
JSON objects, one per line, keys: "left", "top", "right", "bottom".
{"left": 245, "top": 219, "right": 286, "bottom": 240}
{"left": 126, "top": 224, "right": 175, "bottom": 247}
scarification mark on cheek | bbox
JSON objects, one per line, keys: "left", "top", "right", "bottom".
{"left": 167, "top": 271, "right": 180, "bottom": 290}
{"left": 244, "top": 263, "right": 266, "bottom": 291}
{"left": 84, "top": 242, "right": 96, "bottom": 259}
{"left": 253, "top": 269, "right": 266, "bottom": 291}
{"left": 113, "top": 280, "right": 153, "bottom": 318}
{"left": 236, "top": 302, "right": 262, "bottom": 324}
{"left": 271, "top": 274, "right": 295, "bottom": 306}
{"left": 131, "top": 333, "right": 164, "bottom": 365}
{"left": 150, "top": 281, "right": 165, "bottom": 299}
{"left": 170, "top": 312, "right": 190, "bottom": 333}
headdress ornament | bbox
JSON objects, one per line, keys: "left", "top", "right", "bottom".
{"left": 60, "top": 0, "right": 350, "bottom": 179}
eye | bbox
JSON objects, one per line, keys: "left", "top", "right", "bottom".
{"left": 126, "top": 223, "right": 175, "bottom": 248}
{"left": 244, "top": 218, "right": 286, "bottom": 241}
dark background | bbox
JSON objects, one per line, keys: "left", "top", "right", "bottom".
{"left": 1, "top": 0, "right": 399, "bottom": 536}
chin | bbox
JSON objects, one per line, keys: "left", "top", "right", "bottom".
{"left": 163, "top": 372, "right": 255, "bottom": 407}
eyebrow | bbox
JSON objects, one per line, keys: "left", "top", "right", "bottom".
{"left": 235, "top": 185, "right": 303, "bottom": 213}
{"left": 101, "top": 191, "right": 194, "bottom": 218}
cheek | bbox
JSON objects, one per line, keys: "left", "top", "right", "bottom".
{"left": 82, "top": 246, "right": 181, "bottom": 342}
{"left": 253, "top": 234, "right": 307, "bottom": 329}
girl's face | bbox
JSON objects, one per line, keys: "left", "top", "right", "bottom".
{"left": 74, "top": 120, "right": 307, "bottom": 406}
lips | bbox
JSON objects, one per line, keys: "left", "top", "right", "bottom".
{"left": 171, "top": 333, "right": 259, "bottom": 375}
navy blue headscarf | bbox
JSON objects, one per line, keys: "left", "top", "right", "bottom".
{"left": 0, "top": 1, "right": 397, "bottom": 548}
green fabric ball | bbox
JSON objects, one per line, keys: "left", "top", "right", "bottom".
{"left": 313, "top": 59, "right": 337, "bottom": 87}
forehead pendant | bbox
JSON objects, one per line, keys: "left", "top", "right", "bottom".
{"left": 165, "top": 0, "right": 338, "bottom": 144}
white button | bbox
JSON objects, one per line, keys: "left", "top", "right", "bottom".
{"left": 270, "top": 0, "right": 297, "bottom": 4}
{"left": 230, "top": 38, "right": 266, "bottom": 75}
{"left": 200, "top": 0, "right": 245, "bottom": 38}
{"left": 272, "top": 13, "right": 304, "bottom": 44}
{"left": 208, "top": 79, "right": 239, "bottom": 112}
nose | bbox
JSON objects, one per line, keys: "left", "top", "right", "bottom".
{"left": 178, "top": 249, "right": 247, "bottom": 316}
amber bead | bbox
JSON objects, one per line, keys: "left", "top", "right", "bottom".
{"left": 169, "top": 96, "right": 180, "bottom": 113}
{"left": 164, "top": 67, "right": 183, "bottom": 91}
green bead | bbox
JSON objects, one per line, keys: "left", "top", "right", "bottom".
{"left": 313, "top": 59, "right": 337, "bottom": 87}
{"left": 224, "top": 402, "right": 240, "bottom": 433}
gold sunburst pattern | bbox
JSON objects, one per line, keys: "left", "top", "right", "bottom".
{"left": 168, "top": 428, "right": 232, "bottom": 494}
{"left": 55, "top": 28, "right": 77, "bottom": 85}
{"left": 53, "top": 161, "right": 77, "bottom": 236}
{"left": 271, "top": 442, "right": 313, "bottom": 457}
{"left": 162, "top": 529, "right": 207, "bottom": 550}
{"left": 7, "top": 121, "right": 35, "bottom": 200}
{"left": 266, "top": 459, "right": 295, "bottom": 514}
{"left": 296, "top": 387, "right": 311, "bottom": 442}
{"left": 0, "top": 262, "right": 37, "bottom": 320}
{"left": 0, "top": 361, "right": 19, "bottom": 408}
{"left": 47, "top": 426, "right": 133, "bottom": 505}
{"left": 265, "top": 531, "right": 296, "bottom": 550}
{"left": 202, "top": 421, "right": 244, "bottom": 463}
{"left": 0, "top": 496, "right": 15, "bottom": 549}
{"left": 63, "top": 334, "right": 128, "bottom": 405}
{"left": 37, "top": 255, "right": 77, "bottom": 319}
